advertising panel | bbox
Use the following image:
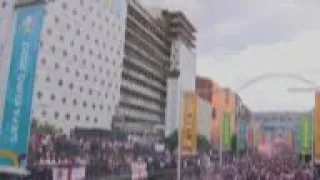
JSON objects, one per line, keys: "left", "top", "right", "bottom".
{"left": 222, "top": 112, "right": 231, "bottom": 149}
{"left": 0, "top": 5, "right": 44, "bottom": 171}
{"left": 253, "top": 129, "right": 260, "bottom": 148}
{"left": 315, "top": 92, "right": 320, "bottom": 163}
{"left": 300, "top": 114, "right": 312, "bottom": 155}
{"left": 181, "top": 92, "right": 198, "bottom": 155}
{"left": 260, "top": 131, "right": 266, "bottom": 144}
{"left": 286, "top": 131, "right": 293, "bottom": 147}
{"left": 237, "top": 119, "right": 247, "bottom": 151}
{"left": 247, "top": 128, "right": 253, "bottom": 148}
{"left": 294, "top": 124, "right": 301, "bottom": 154}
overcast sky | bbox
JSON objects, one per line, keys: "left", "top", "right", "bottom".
{"left": 142, "top": 0, "right": 320, "bottom": 111}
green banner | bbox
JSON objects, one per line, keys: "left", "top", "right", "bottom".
{"left": 222, "top": 112, "right": 231, "bottom": 149}
{"left": 300, "top": 115, "right": 312, "bottom": 155}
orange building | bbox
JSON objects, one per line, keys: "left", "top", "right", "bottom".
{"left": 211, "top": 81, "right": 236, "bottom": 146}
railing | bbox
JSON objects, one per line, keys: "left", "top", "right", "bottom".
{"left": 122, "top": 67, "right": 165, "bottom": 91}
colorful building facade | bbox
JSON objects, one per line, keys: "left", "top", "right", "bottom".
{"left": 211, "top": 80, "right": 236, "bottom": 146}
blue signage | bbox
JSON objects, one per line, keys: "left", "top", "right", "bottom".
{"left": 294, "top": 124, "right": 301, "bottom": 153}
{"left": 0, "top": 5, "right": 44, "bottom": 169}
{"left": 238, "top": 120, "right": 247, "bottom": 151}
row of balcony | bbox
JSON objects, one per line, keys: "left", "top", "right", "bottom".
{"left": 124, "top": 49, "right": 165, "bottom": 80}
{"left": 125, "top": 35, "right": 166, "bottom": 69}
{"left": 121, "top": 80, "right": 164, "bottom": 101}
{"left": 122, "top": 66, "right": 166, "bottom": 92}
{"left": 127, "top": 9, "right": 167, "bottom": 49}
{"left": 120, "top": 107, "right": 162, "bottom": 123}
{"left": 120, "top": 95, "right": 163, "bottom": 113}
{"left": 126, "top": 24, "right": 170, "bottom": 60}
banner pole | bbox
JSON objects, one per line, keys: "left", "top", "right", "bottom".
{"left": 219, "top": 114, "right": 223, "bottom": 166}
{"left": 312, "top": 108, "right": 315, "bottom": 176}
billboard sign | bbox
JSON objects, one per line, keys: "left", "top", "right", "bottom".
{"left": 253, "top": 129, "right": 260, "bottom": 148}
{"left": 0, "top": 5, "right": 44, "bottom": 171}
{"left": 315, "top": 92, "right": 320, "bottom": 163}
{"left": 247, "top": 128, "right": 253, "bottom": 148}
{"left": 300, "top": 114, "right": 312, "bottom": 155}
{"left": 237, "top": 119, "right": 247, "bottom": 151}
{"left": 294, "top": 124, "right": 301, "bottom": 154}
{"left": 181, "top": 92, "right": 198, "bottom": 155}
{"left": 222, "top": 112, "right": 231, "bottom": 149}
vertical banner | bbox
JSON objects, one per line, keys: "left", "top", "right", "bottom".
{"left": 253, "top": 129, "right": 260, "bottom": 148}
{"left": 286, "top": 131, "right": 293, "bottom": 147}
{"left": 300, "top": 115, "right": 312, "bottom": 155}
{"left": 0, "top": 5, "right": 44, "bottom": 170}
{"left": 237, "top": 120, "right": 246, "bottom": 151}
{"left": 315, "top": 92, "right": 320, "bottom": 163}
{"left": 222, "top": 112, "right": 231, "bottom": 149}
{"left": 247, "top": 128, "right": 253, "bottom": 148}
{"left": 294, "top": 124, "right": 301, "bottom": 154}
{"left": 260, "top": 131, "right": 265, "bottom": 144}
{"left": 181, "top": 92, "right": 198, "bottom": 155}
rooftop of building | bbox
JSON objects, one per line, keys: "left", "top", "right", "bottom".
{"left": 162, "top": 9, "right": 196, "bottom": 33}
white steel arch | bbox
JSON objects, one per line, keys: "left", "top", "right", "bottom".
{"left": 236, "top": 73, "right": 318, "bottom": 92}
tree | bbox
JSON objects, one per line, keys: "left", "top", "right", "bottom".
{"left": 165, "top": 129, "right": 211, "bottom": 152}
{"left": 165, "top": 129, "right": 178, "bottom": 151}
{"left": 231, "top": 134, "right": 237, "bottom": 155}
{"left": 33, "top": 120, "right": 60, "bottom": 134}
{"left": 197, "top": 135, "right": 210, "bottom": 152}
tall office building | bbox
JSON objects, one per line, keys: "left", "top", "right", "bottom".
{"left": 0, "top": 0, "right": 16, "bottom": 124}
{"left": 115, "top": 0, "right": 197, "bottom": 139}
{"left": 115, "top": 0, "right": 170, "bottom": 138}
{"left": 0, "top": 0, "right": 127, "bottom": 132}
{"left": 1, "top": 0, "right": 197, "bottom": 138}
{"left": 164, "top": 9, "right": 197, "bottom": 136}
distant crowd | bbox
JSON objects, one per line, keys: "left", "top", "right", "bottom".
{"left": 26, "top": 128, "right": 207, "bottom": 179}
{"left": 209, "top": 143, "right": 313, "bottom": 180}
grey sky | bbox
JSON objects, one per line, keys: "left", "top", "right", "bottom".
{"left": 143, "top": 0, "right": 320, "bottom": 111}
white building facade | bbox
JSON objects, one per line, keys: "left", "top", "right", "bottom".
{"left": 164, "top": 11, "right": 197, "bottom": 136}
{"left": 0, "top": 0, "right": 127, "bottom": 132}
{"left": 197, "top": 97, "right": 212, "bottom": 141}
{"left": 0, "top": 0, "right": 16, "bottom": 127}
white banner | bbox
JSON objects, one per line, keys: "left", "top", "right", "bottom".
{"left": 52, "top": 168, "right": 68, "bottom": 180}
{"left": 131, "top": 161, "right": 147, "bottom": 180}
{"left": 71, "top": 167, "right": 86, "bottom": 180}
{"left": 52, "top": 166, "right": 86, "bottom": 180}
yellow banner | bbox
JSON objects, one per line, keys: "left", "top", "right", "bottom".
{"left": 315, "top": 92, "right": 320, "bottom": 163}
{"left": 286, "top": 131, "right": 293, "bottom": 147}
{"left": 181, "top": 92, "right": 198, "bottom": 155}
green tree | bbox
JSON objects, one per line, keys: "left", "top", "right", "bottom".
{"left": 165, "top": 129, "right": 178, "bottom": 151}
{"left": 33, "top": 120, "right": 60, "bottom": 134}
{"left": 197, "top": 135, "right": 210, "bottom": 152}
{"left": 231, "top": 134, "right": 237, "bottom": 155}
{"left": 165, "top": 129, "right": 211, "bottom": 152}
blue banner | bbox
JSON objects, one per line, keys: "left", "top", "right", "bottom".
{"left": 294, "top": 124, "right": 301, "bottom": 154}
{"left": 238, "top": 120, "right": 247, "bottom": 151}
{"left": 0, "top": 5, "right": 44, "bottom": 169}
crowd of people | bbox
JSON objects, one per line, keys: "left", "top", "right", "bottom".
{"left": 210, "top": 154, "right": 312, "bottom": 180}
{"left": 18, "top": 125, "right": 319, "bottom": 180}
{"left": 26, "top": 128, "right": 205, "bottom": 179}
{"left": 209, "top": 142, "right": 314, "bottom": 180}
